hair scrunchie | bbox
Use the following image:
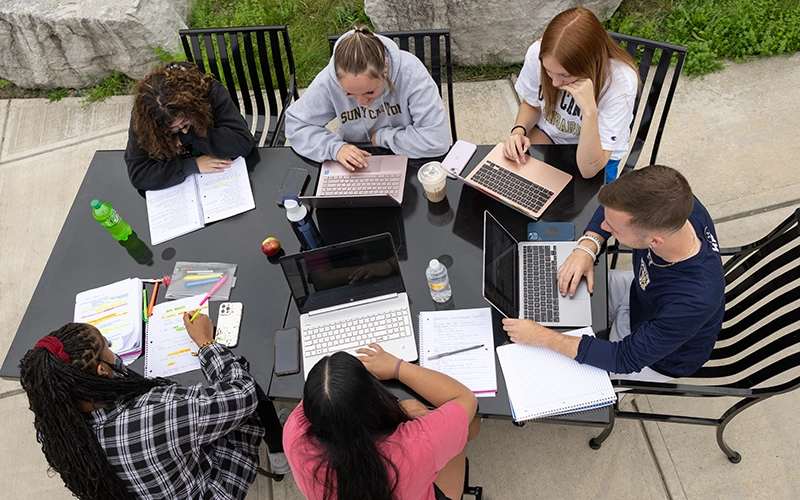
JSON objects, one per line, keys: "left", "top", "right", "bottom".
{"left": 34, "top": 336, "right": 71, "bottom": 364}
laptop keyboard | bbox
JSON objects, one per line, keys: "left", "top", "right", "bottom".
{"left": 522, "top": 245, "right": 560, "bottom": 322}
{"left": 303, "top": 308, "right": 413, "bottom": 358}
{"left": 471, "top": 161, "right": 555, "bottom": 214}
{"left": 320, "top": 174, "right": 402, "bottom": 198}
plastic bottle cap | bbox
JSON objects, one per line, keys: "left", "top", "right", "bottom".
{"left": 90, "top": 199, "right": 101, "bottom": 209}
{"left": 429, "top": 259, "right": 442, "bottom": 270}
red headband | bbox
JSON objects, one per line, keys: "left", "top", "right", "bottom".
{"left": 34, "top": 336, "right": 71, "bottom": 364}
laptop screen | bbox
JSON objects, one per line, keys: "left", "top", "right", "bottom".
{"left": 280, "top": 233, "right": 406, "bottom": 314}
{"left": 483, "top": 212, "right": 518, "bottom": 318}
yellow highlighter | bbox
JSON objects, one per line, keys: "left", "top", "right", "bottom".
{"left": 184, "top": 274, "right": 223, "bottom": 282}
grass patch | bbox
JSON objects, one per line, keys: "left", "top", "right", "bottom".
{"left": 605, "top": 0, "right": 800, "bottom": 75}
{"left": 189, "top": 0, "right": 372, "bottom": 88}
{"left": 82, "top": 71, "right": 136, "bottom": 103}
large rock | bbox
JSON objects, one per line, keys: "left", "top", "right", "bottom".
{"left": 366, "top": 0, "right": 623, "bottom": 66}
{"left": 0, "top": 0, "right": 189, "bottom": 89}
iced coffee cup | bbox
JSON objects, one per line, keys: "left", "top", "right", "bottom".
{"left": 417, "top": 162, "right": 447, "bottom": 203}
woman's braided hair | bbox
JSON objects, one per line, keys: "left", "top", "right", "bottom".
{"left": 19, "top": 323, "right": 174, "bottom": 499}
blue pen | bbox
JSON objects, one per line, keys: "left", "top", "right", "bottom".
{"left": 184, "top": 277, "right": 222, "bottom": 288}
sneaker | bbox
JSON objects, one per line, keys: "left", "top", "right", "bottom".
{"left": 268, "top": 451, "right": 291, "bottom": 475}
{"left": 267, "top": 408, "right": 292, "bottom": 475}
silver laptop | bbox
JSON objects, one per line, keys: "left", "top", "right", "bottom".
{"left": 483, "top": 211, "right": 592, "bottom": 327}
{"left": 300, "top": 155, "right": 408, "bottom": 209}
{"left": 279, "top": 233, "right": 418, "bottom": 379}
{"left": 451, "top": 143, "right": 572, "bottom": 220}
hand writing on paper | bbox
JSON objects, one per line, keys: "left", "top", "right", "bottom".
{"left": 183, "top": 311, "right": 214, "bottom": 346}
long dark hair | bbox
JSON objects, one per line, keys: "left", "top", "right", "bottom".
{"left": 18, "top": 323, "right": 174, "bottom": 499}
{"left": 303, "top": 352, "right": 411, "bottom": 500}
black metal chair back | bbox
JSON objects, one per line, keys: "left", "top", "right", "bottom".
{"left": 180, "top": 26, "right": 299, "bottom": 147}
{"left": 328, "top": 29, "right": 457, "bottom": 142}
{"left": 608, "top": 32, "right": 687, "bottom": 175}
{"left": 593, "top": 208, "right": 800, "bottom": 463}
{"left": 694, "top": 207, "right": 800, "bottom": 385}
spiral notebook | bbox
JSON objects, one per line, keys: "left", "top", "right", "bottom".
{"left": 419, "top": 307, "right": 497, "bottom": 397}
{"left": 496, "top": 327, "right": 616, "bottom": 421}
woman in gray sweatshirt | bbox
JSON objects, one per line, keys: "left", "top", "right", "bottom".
{"left": 285, "top": 26, "right": 451, "bottom": 170}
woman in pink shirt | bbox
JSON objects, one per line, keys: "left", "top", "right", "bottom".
{"left": 283, "top": 345, "right": 480, "bottom": 500}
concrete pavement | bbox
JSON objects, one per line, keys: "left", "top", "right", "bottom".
{"left": 1, "top": 51, "right": 799, "bottom": 499}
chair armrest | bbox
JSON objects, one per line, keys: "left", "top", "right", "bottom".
{"left": 610, "top": 379, "right": 755, "bottom": 398}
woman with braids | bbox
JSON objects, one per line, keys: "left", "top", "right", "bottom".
{"left": 285, "top": 25, "right": 450, "bottom": 170}
{"left": 503, "top": 7, "right": 639, "bottom": 183}
{"left": 124, "top": 61, "right": 255, "bottom": 191}
{"left": 283, "top": 346, "right": 480, "bottom": 500}
{"left": 19, "top": 313, "right": 289, "bottom": 499}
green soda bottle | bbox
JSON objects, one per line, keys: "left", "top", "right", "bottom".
{"left": 91, "top": 199, "right": 132, "bottom": 241}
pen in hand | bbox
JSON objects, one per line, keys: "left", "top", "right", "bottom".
{"left": 189, "top": 275, "right": 228, "bottom": 323}
{"left": 428, "top": 344, "right": 485, "bottom": 360}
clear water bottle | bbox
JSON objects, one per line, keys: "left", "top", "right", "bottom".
{"left": 426, "top": 258, "right": 452, "bottom": 303}
{"left": 283, "top": 196, "right": 323, "bottom": 250}
{"left": 91, "top": 199, "right": 132, "bottom": 241}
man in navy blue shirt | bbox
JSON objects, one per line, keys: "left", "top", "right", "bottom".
{"left": 503, "top": 165, "right": 725, "bottom": 381}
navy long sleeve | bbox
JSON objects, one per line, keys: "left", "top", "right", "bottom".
{"left": 575, "top": 199, "right": 725, "bottom": 377}
{"left": 125, "top": 80, "right": 255, "bottom": 191}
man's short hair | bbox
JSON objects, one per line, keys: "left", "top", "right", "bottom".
{"left": 598, "top": 165, "right": 694, "bottom": 233}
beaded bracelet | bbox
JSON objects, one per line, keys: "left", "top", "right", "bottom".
{"left": 394, "top": 359, "right": 403, "bottom": 380}
{"left": 577, "top": 234, "right": 603, "bottom": 253}
{"left": 573, "top": 244, "right": 598, "bottom": 261}
{"left": 191, "top": 340, "right": 217, "bottom": 357}
{"left": 510, "top": 125, "right": 528, "bottom": 136}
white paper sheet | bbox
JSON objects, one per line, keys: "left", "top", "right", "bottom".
{"left": 419, "top": 307, "right": 497, "bottom": 397}
{"left": 143, "top": 295, "right": 209, "bottom": 378}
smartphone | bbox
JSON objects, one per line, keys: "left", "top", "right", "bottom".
{"left": 215, "top": 302, "right": 242, "bottom": 347}
{"left": 442, "top": 140, "right": 478, "bottom": 179}
{"left": 527, "top": 222, "right": 575, "bottom": 241}
{"left": 274, "top": 327, "right": 301, "bottom": 376}
{"left": 276, "top": 168, "right": 310, "bottom": 207}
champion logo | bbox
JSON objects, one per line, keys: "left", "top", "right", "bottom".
{"left": 610, "top": 136, "right": 617, "bottom": 141}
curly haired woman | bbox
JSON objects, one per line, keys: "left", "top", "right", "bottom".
{"left": 124, "top": 61, "right": 255, "bottom": 191}
{"left": 19, "top": 315, "right": 288, "bottom": 499}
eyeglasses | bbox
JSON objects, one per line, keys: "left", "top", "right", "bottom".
{"left": 170, "top": 122, "right": 192, "bottom": 135}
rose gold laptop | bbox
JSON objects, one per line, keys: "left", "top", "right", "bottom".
{"left": 300, "top": 155, "right": 408, "bottom": 209}
{"left": 450, "top": 143, "right": 572, "bottom": 220}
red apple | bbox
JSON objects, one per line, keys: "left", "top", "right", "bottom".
{"left": 261, "top": 237, "right": 281, "bottom": 256}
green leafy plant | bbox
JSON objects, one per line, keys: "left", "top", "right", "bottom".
{"left": 605, "top": 0, "right": 800, "bottom": 76}
{"left": 82, "top": 71, "right": 135, "bottom": 103}
{"left": 46, "top": 88, "right": 70, "bottom": 102}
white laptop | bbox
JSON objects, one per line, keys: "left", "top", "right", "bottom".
{"left": 300, "top": 155, "right": 408, "bottom": 209}
{"left": 279, "top": 233, "right": 418, "bottom": 379}
{"left": 483, "top": 211, "right": 592, "bottom": 327}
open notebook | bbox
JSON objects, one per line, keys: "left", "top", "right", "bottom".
{"left": 146, "top": 156, "right": 255, "bottom": 245}
{"left": 496, "top": 327, "right": 616, "bottom": 421}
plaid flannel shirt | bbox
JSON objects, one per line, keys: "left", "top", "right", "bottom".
{"left": 86, "top": 343, "right": 264, "bottom": 499}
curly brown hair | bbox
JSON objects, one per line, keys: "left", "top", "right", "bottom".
{"left": 132, "top": 61, "right": 216, "bottom": 161}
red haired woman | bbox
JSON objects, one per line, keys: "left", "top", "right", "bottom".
{"left": 503, "top": 8, "right": 639, "bottom": 183}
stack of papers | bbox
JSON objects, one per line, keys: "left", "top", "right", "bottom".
{"left": 146, "top": 156, "right": 255, "bottom": 245}
{"left": 419, "top": 307, "right": 497, "bottom": 397}
{"left": 74, "top": 278, "right": 144, "bottom": 364}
